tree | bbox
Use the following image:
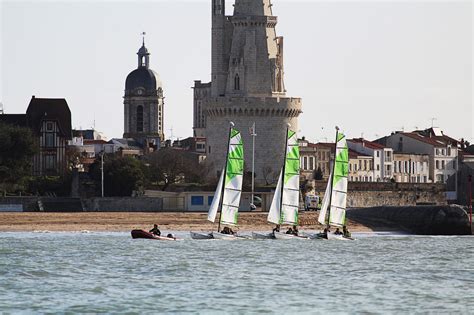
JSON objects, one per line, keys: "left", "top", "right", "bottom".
{"left": 146, "top": 148, "right": 200, "bottom": 191}
{"left": 90, "top": 155, "right": 145, "bottom": 197}
{"left": 262, "top": 166, "right": 275, "bottom": 186}
{"left": 0, "top": 123, "right": 37, "bottom": 193}
{"left": 314, "top": 167, "right": 323, "bottom": 180}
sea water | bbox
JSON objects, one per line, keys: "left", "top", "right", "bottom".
{"left": 0, "top": 232, "right": 473, "bottom": 313}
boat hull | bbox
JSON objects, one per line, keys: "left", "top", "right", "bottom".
{"left": 190, "top": 232, "right": 214, "bottom": 240}
{"left": 212, "top": 232, "right": 240, "bottom": 240}
{"left": 274, "top": 232, "right": 309, "bottom": 240}
{"left": 251, "top": 232, "right": 275, "bottom": 240}
{"left": 131, "top": 230, "right": 176, "bottom": 241}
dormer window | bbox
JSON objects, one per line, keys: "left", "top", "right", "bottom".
{"left": 46, "top": 122, "right": 54, "bottom": 131}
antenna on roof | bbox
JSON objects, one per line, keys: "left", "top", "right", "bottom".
{"left": 141, "top": 31, "right": 146, "bottom": 45}
{"left": 431, "top": 117, "right": 437, "bottom": 128}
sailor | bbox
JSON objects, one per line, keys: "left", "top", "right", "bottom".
{"left": 343, "top": 226, "right": 351, "bottom": 238}
{"left": 149, "top": 224, "right": 161, "bottom": 236}
{"left": 286, "top": 227, "right": 293, "bottom": 235}
{"left": 292, "top": 225, "right": 299, "bottom": 236}
{"left": 334, "top": 228, "right": 343, "bottom": 235}
{"left": 221, "top": 227, "right": 235, "bottom": 235}
{"left": 272, "top": 225, "right": 281, "bottom": 234}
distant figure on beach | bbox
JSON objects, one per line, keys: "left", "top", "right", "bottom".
{"left": 292, "top": 225, "right": 299, "bottom": 236}
{"left": 343, "top": 226, "right": 351, "bottom": 238}
{"left": 334, "top": 228, "right": 343, "bottom": 235}
{"left": 221, "top": 227, "right": 235, "bottom": 235}
{"left": 272, "top": 225, "right": 280, "bottom": 234}
{"left": 149, "top": 224, "right": 161, "bottom": 236}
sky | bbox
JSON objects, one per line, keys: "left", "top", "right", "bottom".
{"left": 1, "top": 0, "right": 472, "bottom": 144}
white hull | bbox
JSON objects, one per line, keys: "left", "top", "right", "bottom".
{"left": 274, "top": 232, "right": 309, "bottom": 240}
{"left": 327, "top": 233, "right": 355, "bottom": 241}
{"left": 190, "top": 232, "right": 214, "bottom": 240}
{"left": 251, "top": 232, "right": 275, "bottom": 240}
{"left": 212, "top": 232, "right": 239, "bottom": 240}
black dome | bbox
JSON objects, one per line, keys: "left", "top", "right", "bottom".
{"left": 125, "top": 68, "right": 161, "bottom": 91}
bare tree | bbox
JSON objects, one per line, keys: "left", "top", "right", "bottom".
{"left": 262, "top": 166, "right": 275, "bottom": 186}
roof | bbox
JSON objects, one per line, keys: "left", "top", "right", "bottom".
{"left": 108, "top": 138, "right": 143, "bottom": 150}
{"left": 402, "top": 133, "right": 446, "bottom": 147}
{"left": 349, "top": 149, "right": 371, "bottom": 159}
{"left": 309, "top": 142, "right": 334, "bottom": 149}
{"left": 348, "top": 138, "right": 386, "bottom": 150}
{"left": 125, "top": 68, "right": 161, "bottom": 91}
{"left": 26, "top": 97, "right": 72, "bottom": 139}
{"left": 0, "top": 114, "right": 27, "bottom": 127}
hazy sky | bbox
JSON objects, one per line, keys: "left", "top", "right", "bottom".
{"left": 1, "top": 0, "right": 472, "bottom": 143}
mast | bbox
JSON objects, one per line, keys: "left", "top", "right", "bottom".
{"left": 279, "top": 124, "right": 290, "bottom": 224}
{"left": 326, "top": 126, "right": 339, "bottom": 229}
{"left": 218, "top": 122, "right": 234, "bottom": 232}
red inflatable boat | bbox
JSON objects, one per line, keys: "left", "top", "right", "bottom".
{"left": 131, "top": 230, "right": 177, "bottom": 241}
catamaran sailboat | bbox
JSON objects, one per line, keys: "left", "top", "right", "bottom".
{"left": 252, "top": 125, "right": 306, "bottom": 240}
{"left": 190, "top": 122, "right": 245, "bottom": 240}
{"left": 317, "top": 127, "right": 354, "bottom": 241}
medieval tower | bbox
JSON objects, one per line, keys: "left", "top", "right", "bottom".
{"left": 194, "top": 0, "right": 302, "bottom": 182}
{"left": 124, "top": 37, "right": 164, "bottom": 150}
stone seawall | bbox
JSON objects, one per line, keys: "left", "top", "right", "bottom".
{"left": 348, "top": 205, "right": 471, "bottom": 235}
{"left": 0, "top": 197, "right": 163, "bottom": 212}
{"left": 309, "top": 182, "right": 447, "bottom": 207}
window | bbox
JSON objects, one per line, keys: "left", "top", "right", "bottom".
{"left": 46, "top": 122, "right": 54, "bottom": 131}
{"left": 303, "top": 156, "right": 308, "bottom": 170}
{"left": 349, "top": 164, "right": 352, "bottom": 171}
{"left": 376, "top": 151, "right": 380, "bottom": 158}
{"left": 441, "top": 160, "right": 445, "bottom": 169}
{"left": 45, "top": 155, "right": 56, "bottom": 170}
{"left": 45, "top": 133, "right": 54, "bottom": 147}
{"left": 436, "top": 160, "right": 440, "bottom": 169}
{"left": 377, "top": 164, "right": 380, "bottom": 171}
{"left": 191, "top": 196, "right": 204, "bottom": 206}
{"left": 447, "top": 147, "right": 451, "bottom": 156}
{"left": 234, "top": 74, "right": 240, "bottom": 90}
{"left": 208, "top": 196, "right": 214, "bottom": 206}
{"left": 136, "top": 106, "right": 144, "bottom": 132}
{"left": 364, "top": 160, "right": 367, "bottom": 170}
{"left": 441, "top": 149, "right": 445, "bottom": 156}
{"left": 309, "top": 157, "right": 315, "bottom": 170}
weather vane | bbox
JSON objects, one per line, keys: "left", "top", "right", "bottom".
{"left": 141, "top": 32, "right": 146, "bottom": 45}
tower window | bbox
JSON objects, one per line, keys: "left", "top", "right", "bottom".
{"left": 234, "top": 74, "right": 240, "bottom": 91}
{"left": 137, "top": 106, "right": 144, "bottom": 132}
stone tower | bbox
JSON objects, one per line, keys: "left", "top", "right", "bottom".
{"left": 194, "top": 0, "right": 302, "bottom": 183}
{"left": 124, "top": 37, "right": 164, "bottom": 150}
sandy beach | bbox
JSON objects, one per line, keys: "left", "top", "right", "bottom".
{"left": 0, "top": 212, "right": 375, "bottom": 233}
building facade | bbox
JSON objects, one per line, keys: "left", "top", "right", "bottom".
{"left": 0, "top": 96, "right": 72, "bottom": 176}
{"left": 348, "top": 150, "right": 374, "bottom": 182}
{"left": 124, "top": 38, "right": 164, "bottom": 151}
{"left": 393, "top": 153, "right": 430, "bottom": 183}
{"left": 348, "top": 139, "right": 394, "bottom": 182}
{"left": 194, "top": 0, "right": 302, "bottom": 181}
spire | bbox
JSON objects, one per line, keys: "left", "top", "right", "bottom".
{"left": 137, "top": 32, "right": 150, "bottom": 69}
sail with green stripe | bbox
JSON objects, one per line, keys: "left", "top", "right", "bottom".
{"left": 268, "top": 128, "right": 300, "bottom": 225}
{"left": 207, "top": 126, "right": 244, "bottom": 226}
{"left": 318, "top": 129, "right": 349, "bottom": 227}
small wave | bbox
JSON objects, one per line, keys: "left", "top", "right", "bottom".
{"left": 33, "top": 230, "right": 51, "bottom": 233}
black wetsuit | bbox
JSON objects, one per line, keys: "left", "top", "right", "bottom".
{"left": 149, "top": 227, "right": 161, "bottom": 236}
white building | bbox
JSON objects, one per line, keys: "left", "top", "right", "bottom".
{"left": 393, "top": 153, "right": 430, "bottom": 183}
{"left": 381, "top": 129, "right": 458, "bottom": 199}
{"left": 349, "top": 149, "right": 374, "bottom": 182}
{"left": 348, "top": 139, "right": 393, "bottom": 182}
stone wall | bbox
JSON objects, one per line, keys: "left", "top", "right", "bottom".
{"left": 0, "top": 197, "right": 163, "bottom": 212}
{"left": 307, "top": 181, "right": 447, "bottom": 207}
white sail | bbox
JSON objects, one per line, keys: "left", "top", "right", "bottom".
{"left": 267, "top": 171, "right": 283, "bottom": 224}
{"left": 220, "top": 129, "right": 244, "bottom": 226}
{"left": 329, "top": 132, "right": 349, "bottom": 227}
{"left": 267, "top": 129, "right": 300, "bottom": 226}
{"left": 318, "top": 169, "right": 332, "bottom": 225}
{"left": 207, "top": 168, "right": 224, "bottom": 223}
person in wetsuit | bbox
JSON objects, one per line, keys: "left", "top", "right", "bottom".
{"left": 221, "top": 227, "right": 235, "bottom": 235}
{"left": 272, "top": 225, "right": 281, "bottom": 234}
{"left": 334, "top": 228, "right": 343, "bottom": 235}
{"left": 149, "top": 224, "right": 161, "bottom": 236}
{"left": 343, "top": 226, "right": 351, "bottom": 238}
{"left": 292, "top": 225, "right": 299, "bottom": 236}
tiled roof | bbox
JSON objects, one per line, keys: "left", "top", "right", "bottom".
{"left": 402, "top": 133, "right": 446, "bottom": 147}
{"left": 84, "top": 140, "right": 108, "bottom": 145}
{"left": 26, "top": 97, "right": 72, "bottom": 139}
{"left": 348, "top": 138, "right": 386, "bottom": 150}
{"left": 349, "top": 149, "right": 371, "bottom": 159}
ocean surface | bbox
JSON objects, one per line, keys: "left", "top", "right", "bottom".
{"left": 0, "top": 232, "right": 473, "bottom": 314}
